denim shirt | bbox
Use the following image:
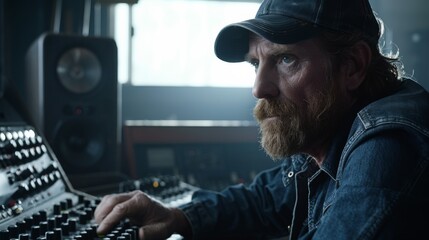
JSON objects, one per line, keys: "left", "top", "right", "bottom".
{"left": 179, "top": 79, "right": 429, "bottom": 240}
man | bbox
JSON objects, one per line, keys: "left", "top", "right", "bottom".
{"left": 94, "top": 0, "right": 429, "bottom": 239}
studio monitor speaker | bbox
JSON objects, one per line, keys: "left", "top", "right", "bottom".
{"left": 25, "top": 33, "right": 120, "bottom": 177}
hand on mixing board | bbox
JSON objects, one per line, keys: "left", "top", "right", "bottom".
{"left": 94, "top": 190, "right": 191, "bottom": 240}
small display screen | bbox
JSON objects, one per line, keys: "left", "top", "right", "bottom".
{"left": 146, "top": 147, "right": 176, "bottom": 168}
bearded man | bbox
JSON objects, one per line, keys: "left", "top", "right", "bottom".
{"left": 94, "top": 0, "right": 429, "bottom": 239}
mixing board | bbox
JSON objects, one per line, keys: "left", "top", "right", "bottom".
{"left": 0, "top": 99, "right": 197, "bottom": 239}
{"left": 118, "top": 175, "right": 198, "bottom": 208}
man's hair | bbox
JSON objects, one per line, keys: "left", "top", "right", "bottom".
{"left": 319, "top": 26, "right": 403, "bottom": 102}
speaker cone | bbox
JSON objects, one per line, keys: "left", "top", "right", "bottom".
{"left": 53, "top": 119, "right": 106, "bottom": 168}
{"left": 56, "top": 47, "right": 102, "bottom": 94}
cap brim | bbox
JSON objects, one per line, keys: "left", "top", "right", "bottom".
{"left": 214, "top": 15, "right": 319, "bottom": 62}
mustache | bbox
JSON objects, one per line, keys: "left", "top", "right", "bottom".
{"left": 253, "top": 98, "right": 297, "bottom": 121}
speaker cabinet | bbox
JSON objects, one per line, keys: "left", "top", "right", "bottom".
{"left": 25, "top": 33, "right": 120, "bottom": 177}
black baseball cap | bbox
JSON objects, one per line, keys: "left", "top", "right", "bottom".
{"left": 214, "top": 0, "right": 380, "bottom": 62}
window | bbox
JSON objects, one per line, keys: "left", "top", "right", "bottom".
{"left": 115, "top": 0, "right": 260, "bottom": 87}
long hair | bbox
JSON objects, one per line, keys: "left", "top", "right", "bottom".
{"left": 318, "top": 18, "right": 403, "bottom": 102}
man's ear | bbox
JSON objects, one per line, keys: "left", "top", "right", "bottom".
{"left": 345, "top": 41, "right": 372, "bottom": 91}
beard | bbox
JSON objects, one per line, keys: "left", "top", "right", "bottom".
{"left": 253, "top": 81, "right": 344, "bottom": 161}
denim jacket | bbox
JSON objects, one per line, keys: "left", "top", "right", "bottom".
{"left": 179, "top": 79, "right": 429, "bottom": 240}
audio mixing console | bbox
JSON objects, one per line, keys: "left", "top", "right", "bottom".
{"left": 0, "top": 99, "right": 196, "bottom": 239}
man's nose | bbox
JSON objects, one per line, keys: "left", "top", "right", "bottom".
{"left": 252, "top": 65, "right": 279, "bottom": 99}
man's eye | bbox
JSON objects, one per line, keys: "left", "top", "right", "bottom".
{"left": 281, "top": 55, "right": 295, "bottom": 64}
{"left": 249, "top": 60, "right": 259, "bottom": 71}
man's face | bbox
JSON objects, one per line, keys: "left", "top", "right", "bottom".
{"left": 247, "top": 35, "right": 348, "bottom": 160}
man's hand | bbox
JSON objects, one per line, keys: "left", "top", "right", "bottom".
{"left": 94, "top": 190, "right": 191, "bottom": 240}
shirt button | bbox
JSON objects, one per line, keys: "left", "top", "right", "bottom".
{"left": 287, "top": 171, "right": 294, "bottom": 178}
